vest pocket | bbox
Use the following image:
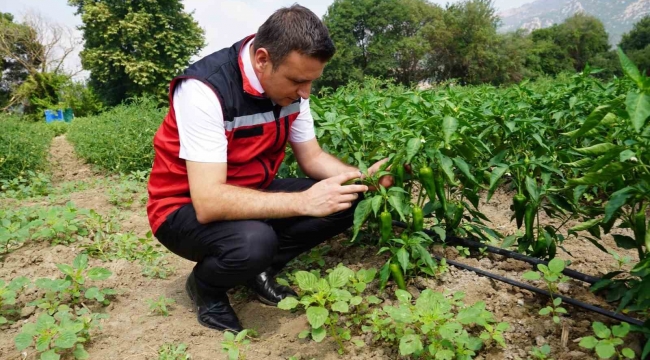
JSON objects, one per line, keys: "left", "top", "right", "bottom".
{"left": 233, "top": 126, "right": 264, "bottom": 139}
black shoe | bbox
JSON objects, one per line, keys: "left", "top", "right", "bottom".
{"left": 248, "top": 267, "right": 298, "bottom": 306}
{"left": 185, "top": 272, "right": 243, "bottom": 332}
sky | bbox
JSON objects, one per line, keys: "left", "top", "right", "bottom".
{"left": 0, "top": 0, "right": 537, "bottom": 79}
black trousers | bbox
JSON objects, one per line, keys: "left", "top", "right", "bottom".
{"left": 154, "top": 178, "right": 360, "bottom": 292}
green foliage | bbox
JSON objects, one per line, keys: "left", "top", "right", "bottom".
{"left": 278, "top": 265, "right": 377, "bottom": 353}
{"left": 0, "top": 12, "right": 41, "bottom": 109}
{"left": 1, "top": 171, "right": 53, "bottom": 199}
{"left": 220, "top": 329, "right": 253, "bottom": 360}
{"left": 0, "top": 117, "right": 54, "bottom": 181}
{"left": 147, "top": 295, "right": 175, "bottom": 317}
{"left": 364, "top": 289, "right": 508, "bottom": 358}
{"left": 67, "top": 96, "right": 163, "bottom": 173}
{"left": 579, "top": 322, "right": 636, "bottom": 359}
{"left": 14, "top": 307, "right": 107, "bottom": 360}
{"left": 68, "top": 0, "right": 205, "bottom": 106}
{"left": 0, "top": 276, "right": 30, "bottom": 324}
{"left": 620, "top": 15, "right": 650, "bottom": 53}
{"left": 106, "top": 177, "right": 147, "bottom": 209}
{"left": 28, "top": 253, "right": 115, "bottom": 314}
{"left": 320, "top": 0, "right": 441, "bottom": 89}
{"left": 529, "top": 344, "right": 553, "bottom": 360}
{"left": 0, "top": 203, "right": 117, "bottom": 255}
{"left": 522, "top": 259, "right": 569, "bottom": 324}
{"left": 158, "top": 343, "right": 190, "bottom": 360}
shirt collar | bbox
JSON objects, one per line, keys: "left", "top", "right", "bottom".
{"left": 238, "top": 35, "right": 265, "bottom": 97}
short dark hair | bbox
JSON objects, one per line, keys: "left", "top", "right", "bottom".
{"left": 254, "top": 4, "right": 336, "bottom": 69}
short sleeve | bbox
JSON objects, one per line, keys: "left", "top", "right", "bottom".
{"left": 173, "top": 79, "right": 228, "bottom": 163}
{"left": 288, "top": 98, "right": 316, "bottom": 143}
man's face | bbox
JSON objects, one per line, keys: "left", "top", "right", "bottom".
{"left": 252, "top": 47, "right": 325, "bottom": 107}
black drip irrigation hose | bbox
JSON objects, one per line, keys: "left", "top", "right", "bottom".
{"left": 392, "top": 220, "right": 600, "bottom": 285}
{"left": 390, "top": 220, "right": 646, "bottom": 327}
{"left": 435, "top": 254, "right": 645, "bottom": 327}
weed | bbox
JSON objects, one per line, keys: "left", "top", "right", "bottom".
{"left": 530, "top": 344, "right": 553, "bottom": 359}
{"left": 456, "top": 246, "right": 470, "bottom": 258}
{"left": 14, "top": 307, "right": 108, "bottom": 360}
{"left": 278, "top": 265, "right": 378, "bottom": 353}
{"left": 29, "top": 254, "right": 115, "bottom": 314}
{"left": 220, "top": 329, "right": 254, "bottom": 360}
{"left": 0, "top": 276, "right": 30, "bottom": 324}
{"left": 522, "top": 258, "right": 569, "bottom": 324}
{"left": 147, "top": 295, "right": 175, "bottom": 317}
{"left": 158, "top": 343, "right": 191, "bottom": 360}
{"left": 579, "top": 322, "right": 635, "bottom": 359}
{"left": 0, "top": 171, "right": 53, "bottom": 199}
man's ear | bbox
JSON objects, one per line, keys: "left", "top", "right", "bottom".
{"left": 253, "top": 47, "right": 271, "bottom": 73}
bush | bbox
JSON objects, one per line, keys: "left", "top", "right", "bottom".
{"left": 67, "top": 97, "right": 163, "bottom": 174}
{"left": 0, "top": 115, "right": 55, "bottom": 181}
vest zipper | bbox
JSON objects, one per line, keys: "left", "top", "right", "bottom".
{"left": 255, "top": 158, "right": 269, "bottom": 186}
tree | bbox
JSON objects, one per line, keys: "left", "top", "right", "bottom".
{"left": 557, "top": 13, "right": 610, "bottom": 72}
{"left": 620, "top": 15, "right": 650, "bottom": 52}
{"left": 68, "top": 0, "right": 205, "bottom": 106}
{"left": 319, "top": 0, "right": 442, "bottom": 90}
{"left": 0, "top": 12, "right": 41, "bottom": 108}
{"left": 423, "top": 0, "right": 506, "bottom": 85}
{"left": 619, "top": 15, "right": 650, "bottom": 75}
{"left": 0, "top": 10, "right": 82, "bottom": 117}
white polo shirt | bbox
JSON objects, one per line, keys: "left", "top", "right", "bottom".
{"left": 173, "top": 37, "right": 316, "bottom": 163}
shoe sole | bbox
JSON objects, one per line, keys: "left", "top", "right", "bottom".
{"left": 185, "top": 278, "right": 241, "bottom": 333}
{"left": 256, "top": 294, "right": 279, "bottom": 307}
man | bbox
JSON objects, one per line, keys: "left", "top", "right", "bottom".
{"left": 146, "top": 5, "right": 390, "bottom": 333}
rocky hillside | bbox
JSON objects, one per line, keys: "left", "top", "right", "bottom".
{"left": 498, "top": 0, "right": 650, "bottom": 46}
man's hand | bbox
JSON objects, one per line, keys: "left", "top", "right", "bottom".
{"left": 299, "top": 171, "right": 368, "bottom": 217}
{"left": 365, "top": 158, "right": 394, "bottom": 191}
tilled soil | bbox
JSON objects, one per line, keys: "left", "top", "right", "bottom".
{"left": 0, "top": 137, "right": 644, "bottom": 360}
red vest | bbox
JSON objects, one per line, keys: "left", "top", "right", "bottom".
{"left": 146, "top": 35, "right": 300, "bottom": 234}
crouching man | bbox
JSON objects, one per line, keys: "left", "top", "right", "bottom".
{"left": 146, "top": 5, "right": 391, "bottom": 332}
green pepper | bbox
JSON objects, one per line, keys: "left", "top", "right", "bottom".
{"left": 412, "top": 206, "right": 424, "bottom": 232}
{"left": 634, "top": 204, "right": 647, "bottom": 250}
{"left": 524, "top": 202, "right": 536, "bottom": 242}
{"left": 419, "top": 166, "right": 437, "bottom": 204}
{"left": 389, "top": 263, "right": 407, "bottom": 290}
{"left": 513, "top": 193, "right": 528, "bottom": 229}
{"left": 449, "top": 202, "right": 464, "bottom": 230}
{"left": 380, "top": 211, "right": 392, "bottom": 243}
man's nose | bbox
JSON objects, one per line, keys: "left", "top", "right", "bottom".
{"left": 297, "top": 83, "right": 311, "bottom": 99}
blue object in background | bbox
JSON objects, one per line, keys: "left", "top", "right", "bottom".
{"left": 44, "top": 110, "right": 54, "bottom": 123}
{"left": 44, "top": 109, "right": 66, "bottom": 123}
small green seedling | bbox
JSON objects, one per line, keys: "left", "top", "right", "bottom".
{"left": 579, "top": 322, "right": 636, "bottom": 359}
{"left": 147, "top": 295, "right": 175, "bottom": 317}
{"left": 608, "top": 250, "right": 632, "bottom": 271}
{"left": 158, "top": 342, "right": 191, "bottom": 360}
{"left": 220, "top": 329, "right": 252, "bottom": 360}
{"left": 0, "top": 276, "right": 30, "bottom": 324}
{"left": 530, "top": 344, "right": 553, "bottom": 359}
{"left": 522, "top": 258, "right": 569, "bottom": 323}
{"left": 456, "top": 246, "right": 471, "bottom": 258}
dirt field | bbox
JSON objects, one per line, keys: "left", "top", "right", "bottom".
{"left": 0, "top": 136, "right": 644, "bottom": 360}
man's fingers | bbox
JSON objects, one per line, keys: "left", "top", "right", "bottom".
{"left": 333, "top": 171, "right": 362, "bottom": 185}
{"left": 340, "top": 184, "right": 368, "bottom": 194}
{"left": 339, "top": 193, "right": 358, "bottom": 203}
